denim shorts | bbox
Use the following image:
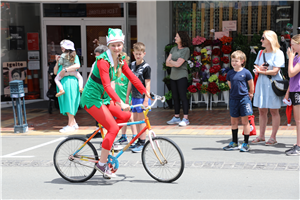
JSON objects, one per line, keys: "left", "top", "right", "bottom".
{"left": 229, "top": 96, "right": 253, "bottom": 118}
{"left": 132, "top": 97, "right": 151, "bottom": 113}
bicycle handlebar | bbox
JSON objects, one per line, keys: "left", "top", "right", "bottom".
{"left": 130, "top": 92, "right": 165, "bottom": 110}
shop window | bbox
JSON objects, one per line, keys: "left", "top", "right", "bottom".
{"left": 1, "top": 2, "right": 41, "bottom": 100}
{"left": 43, "top": 3, "right": 124, "bottom": 18}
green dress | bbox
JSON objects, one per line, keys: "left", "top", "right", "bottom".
{"left": 80, "top": 51, "right": 124, "bottom": 109}
{"left": 56, "top": 55, "right": 81, "bottom": 116}
{"left": 115, "top": 73, "right": 131, "bottom": 104}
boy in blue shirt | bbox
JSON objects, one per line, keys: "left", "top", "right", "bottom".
{"left": 223, "top": 50, "right": 254, "bottom": 152}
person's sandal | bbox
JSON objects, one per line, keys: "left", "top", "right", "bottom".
{"left": 251, "top": 137, "right": 265, "bottom": 144}
{"left": 265, "top": 138, "right": 277, "bottom": 146}
{"left": 56, "top": 90, "right": 65, "bottom": 97}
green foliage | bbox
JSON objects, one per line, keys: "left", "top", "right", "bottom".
{"left": 164, "top": 43, "right": 177, "bottom": 54}
{"left": 165, "top": 90, "right": 172, "bottom": 100}
{"left": 162, "top": 62, "right": 170, "bottom": 71}
{"left": 187, "top": 73, "right": 193, "bottom": 84}
{"left": 163, "top": 75, "right": 170, "bottom": 85}
{"left": 232, "top": 34, "right": 250, "bottom": 58}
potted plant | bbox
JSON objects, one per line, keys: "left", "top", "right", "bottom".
{"left": 163, "top": 75, "right": 171, "bottom": 91}
{"left": 218, "top": 82, "right": 230, "bottom": 104}
{"left": 207, "top": 81, "right": 220, "bottom": 102}
{"left": 200, "top": 83, "right": 209, "bottom": 103}
{"left": 164, "top": 90, "right": 173, "bottom": 109}
{"left": 187, "top": 84, "right": 198, "bottom": 101}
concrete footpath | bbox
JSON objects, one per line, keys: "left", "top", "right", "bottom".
{"left": 1, "top": 100, "right": 297, "bottom": 138}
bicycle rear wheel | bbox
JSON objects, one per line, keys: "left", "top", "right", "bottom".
{"left": 53, "top": 137, "right": 98, "bottom": 182}
{"left": 142, "top": 137, "right": 184, "bottom": 183}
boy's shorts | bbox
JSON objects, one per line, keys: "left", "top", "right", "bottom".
{"left": 289, "top": 92, "right": 300, "bottom": 106}
{"left": 229, "top": 96, "right": 253, "bottom": 118}
{"left": 132, "top": 97, "right": 151, "bottom": 113}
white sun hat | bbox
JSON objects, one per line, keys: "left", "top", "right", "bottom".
{"left": 106, "top": 28, "right": 125, "bottom": 46}
{"left": 60, "top": 39, "right": 75, "bottom": 51}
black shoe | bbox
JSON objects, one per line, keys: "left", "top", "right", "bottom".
{"left": 86, "top": 131, "right": 102, "bottom": 138}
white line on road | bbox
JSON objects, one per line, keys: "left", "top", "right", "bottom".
{"left": 1, "top": 137, "right": 66, "bottom": 158}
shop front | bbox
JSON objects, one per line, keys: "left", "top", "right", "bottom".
{"left": 1, "top": 2, "right": 138, "bottom": 102}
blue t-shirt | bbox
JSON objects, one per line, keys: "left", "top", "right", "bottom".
{"left": 226, "top": 68, "right": 253, "bottom": 100}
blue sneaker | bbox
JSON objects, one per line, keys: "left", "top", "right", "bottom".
{"left": 131, "top": 143, "right": 144, "bottom": 153}
{"left": 114, "top": 135, "right": 128, "bottom": 145}
{"left": 167, "top": 116, "right": 181, "bottom": 125}
{"left": 129, "top": 142, "right": 138, "bottom": 149}
{"left": 240, "top": 143, "right": 250, "bottom": 152}
{"left": 223, "top": 141, "right": 239, "bottom": 151}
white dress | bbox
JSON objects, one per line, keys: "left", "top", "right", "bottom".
{"left": 253, "top": 50, "right": 285, "bottom": 109}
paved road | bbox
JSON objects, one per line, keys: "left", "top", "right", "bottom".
{"left": 1, "top": 134, "right": 299, "bottom": 199}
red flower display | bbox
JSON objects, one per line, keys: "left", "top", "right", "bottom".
{"left": 202, "top": 39, "right": 212, "bottom": 47}
{"left": 207, "top": 82, "right": 220, "bottom": 95}
{"left": 221, "top": 45, "right": 232, "bottom": 54}
{"left": 219, "top": 36, "right": 233, "bottom": 44}
{"left": 212, "top": 48, "right": 221, "bottom": 56}
{"left": 187, "top": 85, "right": 197, "bottom": 93}
{"left": 196, "top": 82, "right": 202, "bottom": 90}
{"left": 209, "top": 65, "right": 221, "bottom": 74}
{"left": 218, "top": 74, "right": 227, "bottom": 82}
{"left": 221, "top": 56, "right": 230, "bottom": 64}
{"left": 193, "top": 51, "right": 201, "bottom": 56}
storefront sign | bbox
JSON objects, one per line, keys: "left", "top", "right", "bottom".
{"left": 3, "top": 61, "right": 28, "bottom": 95}
{"left": 28, "top": 51, "right": 40, "bottom": 61}
{"left": 27, "top": 33, "right": 39, "bottom": 50}
{"left": 9, "top": 26, "right": 25, "bottom": 50}
{"left": 86, "top": 3, "right": 122, "bottom": 17}
{"left": 222, "top": 21, "right": 237, "bottom": 32}
{"left": 215, "top": 31, "right": 229, "bottom": 39}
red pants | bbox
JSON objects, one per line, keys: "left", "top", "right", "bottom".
{"left": 85, "top": 102, "right": 131, "bottom": 150}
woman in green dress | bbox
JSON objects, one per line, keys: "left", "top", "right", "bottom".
{"left": 54, "top": 40, "right": 81, "bottom": 133}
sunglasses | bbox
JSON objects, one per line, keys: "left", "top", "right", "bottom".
{"left": 261, "top": 37, "right": 265, "bottom": 41}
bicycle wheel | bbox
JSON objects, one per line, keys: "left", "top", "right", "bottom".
{"left": 53, "top": 137, "right": 99, "bottom": 182}
{"left": 142, "top": 136, "right": 184, "bottom": 183}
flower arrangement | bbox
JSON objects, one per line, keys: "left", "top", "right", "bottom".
{"left": 202, "top": 56, "right": 211, "bottom": 64}
{"left": 218, "top": 82, "right": 230, "bottom": 91}
{"left": 219, "top": 36, "right": 233, "bottom": 44}
{"left": 187, "top": 85, "right": 198, "bottom": 93}
{"left": 218, "top": 74, "right": 227, "bottom": 82}
{"left": 202, "top": 71, "right": 209, "bottom": 82}
{"left": 193, "top": 51, "right": 201, "bottom": 56}
{"left": 187, "top": 60, "right": 194, "bottom": 69}
{"left": 209, "top": 65, "right": 221, "bottom": 74}
{"left": 212, "top": 39, "right": 222, "bottom": 46}
{"left": 208, "top": 74, "right": 219, "bottom": 83}
{"left": 212, "top": 57, "right": 220, "bottom": 64}
{"left": 212, "top": 48, "right": 221, "bottom": 56}
{"left": 195, "top": 61, "right": 202, "bottom": 68}
{"left": 192, "top": 36, "right": 206, "bottom": 45}
{"left": 202, "top": 39, "right": 212, "bottom": 47}
{"left": 196, "top": 82, "right": 202, "bottom": 90}
{"left": 192, "top": 72, "right": 200, "bottom": 82}
{"left": 220, "top": 56, "right": 230, "bottom": 64}
{"left": 221, "top": 45, "right": 232, "bottom": 54}
{"left": 200, "top": 84, "right": 208, "bottom": 93}
{"left": 207, "top": 82, "right": 221, "bottom": 94}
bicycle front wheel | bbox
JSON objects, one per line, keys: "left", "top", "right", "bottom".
{"left": 142, "top": 137, "right": 184, "bottom": 183}
{"left": 53, "top": 137, "right": 98, "bottom": 182}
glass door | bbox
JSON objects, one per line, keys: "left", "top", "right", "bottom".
{"left": 42, "top": 20, "right": 124, "bottom": 99}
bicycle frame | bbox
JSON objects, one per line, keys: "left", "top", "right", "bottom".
{"left": 70, "top": 94, "right": 167, "bottom": 169}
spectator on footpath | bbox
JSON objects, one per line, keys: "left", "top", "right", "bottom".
{"left": 126, "top": 42, "right": 151, "bottom": 153}
{"left": 54, "top": 40, "right": 81, "bottom": 133}
{"left": 284, "top": 34, "right": 300, "bottom": 156}
{"left": 252, "top": 30, "right": 285, "bottom": 145}
{"left": 223, "top": 50, "right": 254, "bottom": 152}
{"left": 165, "top": 31, "right": 191, "bottom": 126}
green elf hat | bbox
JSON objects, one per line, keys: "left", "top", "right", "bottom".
{"left": 106, "top": 28, "right": 125, "bottom": 46}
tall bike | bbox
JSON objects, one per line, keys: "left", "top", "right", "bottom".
{"left": 53, "top": 93, "right": 185, "bottom": 183}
